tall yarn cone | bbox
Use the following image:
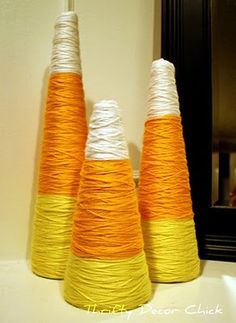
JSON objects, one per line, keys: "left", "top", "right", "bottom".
{"left": 139, "top": 59, "right": 200, "bottom": 283}
{"left": 31, "top": 11, "right": 87, "bottom": 279}
{"left": 64, "top": 100, "right": 152, "bottom": 311}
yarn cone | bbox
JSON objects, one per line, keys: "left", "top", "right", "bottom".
{"left": 139, "top": 59, "right": 200, "bottom": 283}
{"left": 64, "top": 100, "right": 152, "bottom": 311}
{"left": 31, "top": 11, "right": 87, "bottom": 279}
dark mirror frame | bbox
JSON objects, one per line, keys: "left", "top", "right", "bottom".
{"left": 160, "top": 0, "right": 236, "bottom": 262}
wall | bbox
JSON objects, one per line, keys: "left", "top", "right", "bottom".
{"left": 0, "top": 0, "right": 160, "bottom": 260}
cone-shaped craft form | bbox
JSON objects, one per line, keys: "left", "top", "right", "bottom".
{"left": 64, "top": 100, "right": 152, "bottom": 311}
{"left": 139, "top": 59, "right": 200, "bottom": 282}
{"left": 31, "top": 11, "right": 87, "bottom": 279}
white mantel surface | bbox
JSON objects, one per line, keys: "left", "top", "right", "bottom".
{"left": 0, "top": 260, "right": 235, "bottom": 323}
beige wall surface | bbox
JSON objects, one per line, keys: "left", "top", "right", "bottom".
{"left": 0, "top": 0, "right": 161, "bottom": 260}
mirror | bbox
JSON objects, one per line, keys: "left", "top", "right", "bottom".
{"left": 212, "top": 0, "right": 236, "bottom": 207}
{"left": 161, "top": 0, "right": 236, "bottom": 261}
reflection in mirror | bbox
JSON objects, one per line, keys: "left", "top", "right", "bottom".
{"left": 212, "top": 0, "right": 236, "bottom": 207}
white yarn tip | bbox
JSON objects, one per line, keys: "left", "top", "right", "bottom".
{"left": 50, "top": 11, "right": 82, "bottom": 75}
{"left": 147, "top": 58, "right": 180, "bottom": 119}
{"left": 85, "top": 100, "right": 129, "bottom": 160}
{"left": 67, "top": 0, "right": 75, "bottom": 12}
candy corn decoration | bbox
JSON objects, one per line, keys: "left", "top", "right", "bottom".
{"left": 139, "top": 59, "right": 200, "bottom": 282}
{"left": 64, "top": 100, "right": 152, "bottom": 311}
{"left": 31, "top": 11, "right": 87, "bottom": 279}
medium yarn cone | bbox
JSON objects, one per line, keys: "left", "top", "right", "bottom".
{"left": 64, "top": 100, "right": 152, "bottom": 311}
{"left": 139, "top": 59, "right": 200, "bottom": 283}
{"left": 31, "top": 11, "right": 87, "bottom": 279}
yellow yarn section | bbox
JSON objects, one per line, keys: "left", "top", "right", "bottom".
{"left": 64, "top": 251, "right": 152, "bottom": 311}
{"left": 142, "top": 218, "right": 200, "bottom": 283}
{"left": 31, "top": 194, "right": 76, "bottom": 279}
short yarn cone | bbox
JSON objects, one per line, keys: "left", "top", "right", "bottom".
{"left": 64, "top": 100, "right": 152, "bottom": 311}
{"left": 139, "top": 59, "right": 200, "bottom": 282}
{"left": 31, "top": 11, "right": 87, "bottom": 279}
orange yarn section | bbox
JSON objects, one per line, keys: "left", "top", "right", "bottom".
{"left": 139, "top": 115, "right": 193, "bottom": 220}
{"left": 39, "top": 72, "right": 87, "bottom": 198}
{"left": 71, "top": 160, "right": 144, "bottom": 260}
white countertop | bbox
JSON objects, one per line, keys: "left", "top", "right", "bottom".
{"left": 0, "top": 259, "right": 236, "bottom": 323}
